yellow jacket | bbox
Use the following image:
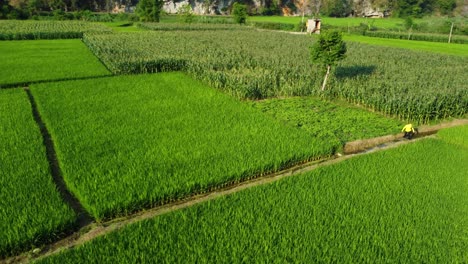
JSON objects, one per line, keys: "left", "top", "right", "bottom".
{"left": 402, "top": 124, "right": 414, "bottom": 133}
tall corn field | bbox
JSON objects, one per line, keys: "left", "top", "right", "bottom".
{"left": 83, "top": 30, "right": 467, "bottom": 123}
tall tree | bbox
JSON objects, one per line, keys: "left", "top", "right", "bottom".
{"left": 310, "top": 30, "right": 347, "bottom": 91}
{"left": 136, "top": 0, "right": 164, "bottom": 22}
{"left": 232, "top": 2, "right": 247, "bottom": 24}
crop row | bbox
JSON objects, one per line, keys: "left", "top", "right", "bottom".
{"left": 36, "top": 127, "right": 468, "bottom": 263}
{"left": 0, "top": 89, "right": 76, "bottom": 257}
{"left": 0, "top": 20, "right": 111, "bottom": 40}
{"left": 361, "top": 30, "right": 468, "bottom": 44}
{"left": 82, "top": 30, "right": 468, "bottom": 123}
{"left": 138, "top": 22, "right": 248, "bottom": 31}
{"left": 31, "top": 73, "right": 333, "bottom": 220}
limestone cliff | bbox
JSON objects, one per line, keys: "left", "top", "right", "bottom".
{"left": 162, "top": 0, "right": 388, "bottom": 17}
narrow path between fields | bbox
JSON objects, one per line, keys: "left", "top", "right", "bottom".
{"left": 3, "top": 118, "right": 467, "bottom": 264}
{"left": 23, "top": 87, "right": 94, "bottom": 227}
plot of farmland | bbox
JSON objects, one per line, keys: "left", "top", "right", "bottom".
{"left": 0, "top": 89, "right": 76, "bottom": 257}
{"left": 31, "top": 73, "right": 333, "bottom": 220}
{"left": 35, "top": 127, "right": 468, "bottom": 263}
{"left": 251, "top": 96, "right": 403, "bottom": 144}
{"left": 0, "top": 20, "right": 111, "bottom": 40}
{"left": 0, "top": 39, "right": 110, "bottom": 87}
{"left": 83, "top": 30, "right": 468, "bottom": 122}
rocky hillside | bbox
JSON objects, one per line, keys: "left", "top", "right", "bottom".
{"left": 162, "top": 0, "right": 389, "bottom": 17}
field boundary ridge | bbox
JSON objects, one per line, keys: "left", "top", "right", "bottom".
{"left": 23, "top": 87, "right": 93, "bottom": 227}
{"left": 0, "top": 75, "right": 113, "bottom": 90}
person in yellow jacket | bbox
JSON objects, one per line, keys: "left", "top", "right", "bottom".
{"left": 402, "top": 124, "right": 416, "bottom": 139}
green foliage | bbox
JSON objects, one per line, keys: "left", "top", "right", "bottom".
{"left": 82, "top": 30, "right": 467, "bottom": 122}
{"left": 136, "top": 0, "right": 164, "bottom": 22}
{"left": 0, "top": 20, "right": 111, "bottom": 40}
{"left": 310, "top": 30, "right": 347, "bottom": 68}
{"left": 437, "top": 125, "right": 468, "bottom": 149}
{"left": 31, "top": 73, "right": 333, "bottom": 220}
{"left": 178, "top": 4, "right": 194, "bottom": 23}
{"left": 404, "top": 16, "right": 415, "bottom": 30}
{"left": 232, "top": 2, "right": 247, "bottom": 24}
{"left": 138, "top": 22, "right": 248, "bottom": 31}
{"left": 251, "top": 97, "right": 403, "bottom": 145}
{"left": 396, "top": 0, "right": 436, "bottom": 17}
{"left": 249, "top": 21, "right": 295, "bottom": 31}
{"left": 36, "top": 135, "right": 468, "bottom": 263}
{"left": 361, "top": 30, "right": 468, "bottom": 44}
{"left": 322, "top": 0, "right": 353, "bottom": 17}
{"left": 344, "top": 34, "right": 468, "bottom": 56}
{"left": 0, "top": 89, "right": 76, "bottom": 258}
{"left": 437, "top": 0, "right": 457, "bottom": 14}
{"left": 0, "top": 39, "right": 110, "bottom": 88}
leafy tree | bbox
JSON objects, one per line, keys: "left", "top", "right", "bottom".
{"left": 323, "top": 0, "right": 352, "bottom": 17}
{"left": 437, "top": 0, "right": 456, "bottom": 15}
{"left": 136, "top": 0, "right": 164, "bottom": 22}
{"left": 232, "top": 2, "right": 247, "bottom": 24}
{"left": 310, "top": 30, "right": 347, "bottom": 91}
{"left": 178, "top": 3, "right": 194, "bottom": 23}
{"left": 395, "top": 0, "right": 436, "bottom": 17}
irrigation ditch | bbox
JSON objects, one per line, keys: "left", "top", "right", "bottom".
{"left": 3, "top": 94, "right": 468, "bottom": 264}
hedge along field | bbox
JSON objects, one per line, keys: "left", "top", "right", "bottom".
{"left": 0, "top": 39, "right": 110, "bottom": 88}
{"left": 35, "top": 128, "right": 468, "bottom": 263}
{"left": 0, "top": 20, "right": 111, "bottom": 40}
{"left": 0, "top": 89, "right": 76, "bottom": 257}
{"left": 251, "top": 97, "right": 403, "bottom": 145}
{"left": 83, "top": 30, "right": 468, "bottom": 123}
{"left": 31, "top": 73, "right": 333, "bottom": 220}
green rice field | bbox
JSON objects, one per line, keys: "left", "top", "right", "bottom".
{"left": 31, "top": 73, "right": 334, "bottom": 220}
{"left": 0, "top": 39, "right": 110, "bottom": 87}
{"left": 0, "top": 20, "right": 111, "bottom": 40}
{"left": 35, "top": 126, "right": 468, "bottom": 263}
{"left": 0, "top": 89, "right": 76, "bottom": 257}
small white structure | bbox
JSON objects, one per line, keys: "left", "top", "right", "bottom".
{"left": 307, "top": 19, "right": 321, "bottom": 34}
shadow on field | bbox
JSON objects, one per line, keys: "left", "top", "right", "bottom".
{"left": 335, "top": 65, "right": 376, "bottom": 79}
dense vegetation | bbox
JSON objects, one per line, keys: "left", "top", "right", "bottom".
{"left": 138, "top": 22, "right": 247, "bottom": 31}
{"left": 31, "top": 73, "right": 334, "bottom": 220}
{"left": 0, "top": 20, "right": 111, "bottom": 40}
{"left": 35, "top": 127, "right": 468, "bottom": 263}
{"left": 83, "top": 30, "right": 468, "bottom": 123}
{"left": 251, "top": 97, "right": 403, "bottom": 144}
{"left": 362, "top": 30, "right": 468, "bottom": 44}
{"left": 0, "top": 39, "right": 110, "bottom": 87}
{"left": 0, "top": 89, "right": 76, "bottom": 258}
{"left": 344, "top": 34, "right": 468, "bottom": 56}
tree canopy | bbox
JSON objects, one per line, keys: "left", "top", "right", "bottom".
{"left": 310, "top": 30, "right": 347, "bottom": 91}
{"left": 136, "top": 0, "right": 163, "bottom": 22}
